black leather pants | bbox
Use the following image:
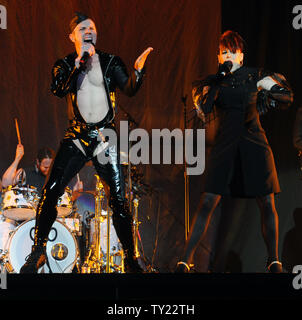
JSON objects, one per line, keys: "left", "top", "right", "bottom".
{"left": 34, "top": 132, "right": 135, "bottom": 258}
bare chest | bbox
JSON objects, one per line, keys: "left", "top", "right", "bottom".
{"left": 77, "top": 60, "right": 105, "bottom": 89}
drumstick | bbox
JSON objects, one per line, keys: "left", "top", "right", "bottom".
{"left": 14, "top": 118, "right": 21, "bottom": 144}
{"left": 76, "top": 173, "right": 80, "bottom": 183}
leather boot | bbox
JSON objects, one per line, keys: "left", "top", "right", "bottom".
{"left": 175, "top": 261, "right": 191, "bottom": 273}
{"left": 20, "top": 245, "right": 47, "bottom": 273}
{"left": 123, "top": 250, "right": 144, "bottom": 273}
{"left": 267, "top": 260, "right": 283, "bottom": 273}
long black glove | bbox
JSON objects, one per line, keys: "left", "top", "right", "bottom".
{"left": 257, "top": 84, "right": 293, "bottom": 116}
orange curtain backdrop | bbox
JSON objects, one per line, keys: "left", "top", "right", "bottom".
{"left": 0, "top": 0, "right": 220, "bottom": 167}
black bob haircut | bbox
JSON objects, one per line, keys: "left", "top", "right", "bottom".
{"left": 218, "top": 30, "right": 247, "bottom": 54}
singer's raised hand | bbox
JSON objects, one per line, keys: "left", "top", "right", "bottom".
{"left": 134, "top": 47, "right": 153, "bottom": 71}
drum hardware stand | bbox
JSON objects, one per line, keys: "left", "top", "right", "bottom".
{"left": 0, "top": 250, "right": 11, "bottom": 273}
{"left": 81, "top": 248, "right": 92, "bottom": 273}
{"left": 0, "top": 250, "right": 6, "bottom": 272}
{"left": 105, "top": 206, "right": 111, "bottom": 273}
{"left": 81, "top": 176, "right": 124, "bottom": 273}
{"left": 118, "top": 104, "right": 139, "bottom": 214}
{"left": 74, "top": 256, "right": 82, "bottom": 273}
{"left": 103, "top": 191, "right": 124, "bottom": 273}
{"left": 133, "top": 198, "right": 141, "bottom": 258}
{"left": 128, "top": 162, "right": 133, "bottom": 213}
{"left": 182, "top": 95, "right": 190, "bottom": 240}
{"left": 94, "top": 175, "right": 107, "bottom": 273}
{"left": 82, "top": 176, "right": 106, "bottom": 273}
{"left": 95, "top": 177, "right": 122, "bottom": 273}
{"left": 119, "top": 105, "right": 145, "bottom": 268}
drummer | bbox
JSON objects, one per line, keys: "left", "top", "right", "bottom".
{"left": 2, "top": 144, "right": 83, "bottom": 200}
{"left": 0, "top": 145, "right": 84, "bottom": 271}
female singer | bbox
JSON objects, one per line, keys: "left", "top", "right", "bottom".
{"left": 176, "top": 30, "right": 293, "bottom": 273}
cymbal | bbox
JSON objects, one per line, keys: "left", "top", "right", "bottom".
{"left": 77, "top": 189, "right": 108, "bottom": 197}
{"left": 76, "top": 190, "right": 97, "bottom": 196}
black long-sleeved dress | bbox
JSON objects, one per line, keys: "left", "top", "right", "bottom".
{"left": 192, "top": 66, "right": 293, "bottom": 197}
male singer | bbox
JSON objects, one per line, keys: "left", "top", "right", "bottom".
{"left": 21, "top": 12, "right": 152, "bottom": 273}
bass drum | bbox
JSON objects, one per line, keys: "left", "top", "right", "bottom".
{"left": 5, "top": 219, "right": 78, "bottom": 273}
{"left": 0, "top": 216, "right": 16, "bottom": 253}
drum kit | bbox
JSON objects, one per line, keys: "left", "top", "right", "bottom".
{"left": 0, "top": 168, "right": 145, "bottom": 274}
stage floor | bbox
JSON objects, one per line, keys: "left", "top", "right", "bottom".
{"left": 0, "top": 273, "right": 301, "bottom": 302}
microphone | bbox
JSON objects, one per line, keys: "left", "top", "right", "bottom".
{"left": 79, "top": 51, "right": 90, "bottom": 68}
{"left": 79, "top": 39, "right": 94, "bottom": 68}
{"left": 217, "top": 60, "right": 233, "bottom": 78}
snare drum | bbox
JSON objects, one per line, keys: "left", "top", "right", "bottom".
{"left": 2, "top": 186, "right": 39, "bottom": 221}
{"left": 57, "top": 187, "right": 73, "bottom": 217}
{"left": 5, "top": 219, "right": 78, "bottom": 273}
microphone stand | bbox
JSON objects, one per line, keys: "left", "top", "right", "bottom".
{"left": 119, "top": 105, "right": 143, "bottom": 261}
{"left": 182, "top": 95, "right": 190, "bottom": 241}
{"left": 118, "top": 105, "right": 139, "bottom": 214}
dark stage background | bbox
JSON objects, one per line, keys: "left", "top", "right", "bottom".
{"left": 0, "top": 0, "right": 301, "bottom": 273}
